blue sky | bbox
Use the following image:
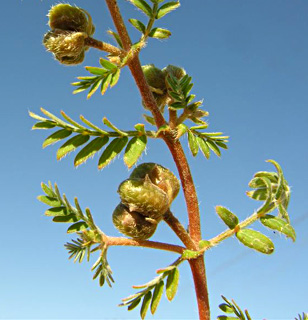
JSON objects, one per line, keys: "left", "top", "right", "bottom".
{"left": 1, "top": 0, "right": 307, "bottom": 319}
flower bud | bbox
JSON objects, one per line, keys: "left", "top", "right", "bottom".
{"left": 118, "top": 176, "right": 169, "bottom": 220}
{"left": 48, "top": 4, "right": 95, "bottom": 36}
{"left": 112, "top": 203, "right": 157, "bottom": 240}
{"left": 163, "top": 65, "right": 186, "bottom": 80}
{"left": 130, "top": 163, "right": 180, "bottom": 205}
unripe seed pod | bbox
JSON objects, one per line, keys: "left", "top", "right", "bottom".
{"left": 163, "top": 65, "right": 186, "bottom": 80}
{"left": 130, "top": 163, "right": 180, "bottom": 205}
{"left": 112, "top": 203, "right": 157, "bottom": 240}
{"left": 55, "top": 50, "right": 85, "bottom": 65}
{"left": 142, "top": 64, "right": 167, "bottom": 93}
{"left": 48, "top": 4, "right": 94, "bottom": 35}
{"left": 43, "top": 31, "right": 86, "bottom": 65}
{"left": 118, "top": 176, "right": 169, "bottom": 220}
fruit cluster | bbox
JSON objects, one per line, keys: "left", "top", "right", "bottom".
{"left": 43, "top": 4, "right": 95, "bottom": 65}
{"left": 142, "top": 64, "right": 186, "bottom": 109}
{"left": 113, "top": 163, "right": 180, "bottom": 240}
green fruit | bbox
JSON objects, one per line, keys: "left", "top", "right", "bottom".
{"left": 118, "top": 176, "right": 169, "bottom": 220}
{"left": 43, "top": 31, "right": 86, "bottom": 65}
{"left": 130, "top": 163, "right": 180, "bottom": 205}
{"left": 112, "top": 203, "right": 157, "bottom": 240}
{"left": 48, "top": 4, "right": 94, "bottom": 35}
{"left": 142, "top": 64, "right": 167, "bottom": 93}
{"left": 162, "top": 65, "right": 186, "bottom": 80}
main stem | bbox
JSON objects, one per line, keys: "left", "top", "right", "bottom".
{"left": 104, "top": 1, "right": 210, "bottom": 318}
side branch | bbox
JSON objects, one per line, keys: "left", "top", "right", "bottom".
{"left": 85, "top": 37, "right": 124, "bottom": 56}
{"left": 106, "top": 236, "right": 185, "bottom": 254}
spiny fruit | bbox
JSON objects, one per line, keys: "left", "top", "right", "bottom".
{"left": 118, "top": 176, "right": 169, "bottom": 221}
{"left": 112, "top": 203, "right": 157, "bottom": 240}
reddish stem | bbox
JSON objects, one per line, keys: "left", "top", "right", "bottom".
{"left": 104, "top": 1, "right": 210, "bottom": 318}
{"left": 106, "top": 236, "right": 184, "bottom": 254}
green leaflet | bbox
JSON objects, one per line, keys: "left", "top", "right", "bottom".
{"left": 246, "top": 188, "right": 268, "bottom": 201}
{"left": 236, "top": 229, "right": 274, "bottom": 254}
{"left": 217, "top": 317, "right": 239, "bottom": 320}
{"left": 176, "top": 123, "right": 188, "bottom": 139}
{"left": 156, "top": 1, "right": 180, "bottom": 19}
{"left": 37, "top": 195, "right": 61, "bottom": 207}
{"left": 85, "top": 66, "right": 108, "bottom": 75}
{"left": 32, "top": 121, "right": 56, "bottom": 130}
{"left": 98, "top": 137, "right": 128, "bottom": 169}
{"left": 215, "top": 206, "right": 239, "bottom": 229}
{"left": 149, "top": 27, "right": 171, "bottom": 39}
{"left": 150, "top": 281, "right": 164, "bottom": 315}
{"left": 124, "top": 135, "right": 147, "bottom": 168}
{"left": 99, "top": 58, "right": 117, "bottom": 71}
{"left": 74, "top": 136, "right": 109, "bottom": 167}
{"left": 188, "top": 130, "right": 198, "bottom": 156}
{"left": 56, "top": 134, "right": 90, "bottom": 160}
{"left": 196, "top": 136, "right": 210, "bottom": 159}
{"left": 218, "top": 303, "right": 234, "bottom": 314}
{"left": 53, "top": 214, "right": 79, "bottom": 223}
{"left": 110, "top": 69, "right": 121, "bottom": 88}
{"left": 166, "top": 268, "right": 179, "bottom": 301}
{"left": 41, "top": 182, "right": 56, "bottom": 198}
{"left": 87, "top": 78, "right": 103, "bottom": 99}
{"left": 127, "top": 298, "right": 141, "bottom": 311}
{"left": 140, "top": 291, "right": 152, "bottom": 320}
{"left": 206, "top": 139, "right": 221, "bottom": 157}
{"left": 129, "top": 18, "right": 146, "bottom": 33}
{"left": 45, "top": 206, "right": 68, "bottom": 217}
{"left": 103, "top": 117, "right": 128, "bottom": 136}
{"left": 143, "top": 114, "right": 156, "bottom": 126}
{"left": 43, "top": 129, "right": 72, "bottom": 148}
{"left": 100, "top": 73, "right": 112, "bottom": 96}
{"left": 67, "top": 221, "right": 88, "bottom": 234}
{"left": 260, "top": 214, "right": 296, "bottom": 241}
{"left": 129, "top": 0, "right": 153, "bottom": 17}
